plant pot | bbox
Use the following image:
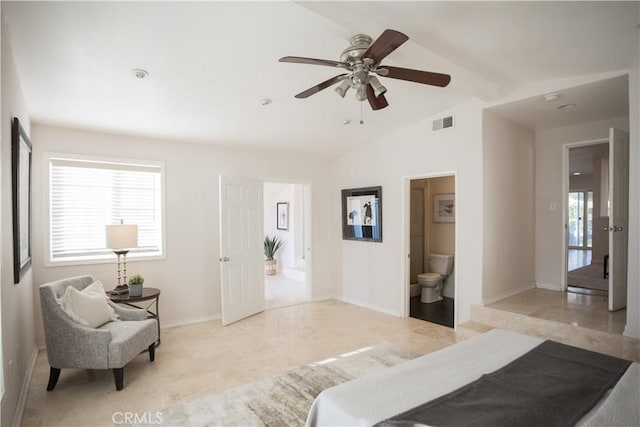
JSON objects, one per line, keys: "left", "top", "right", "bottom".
{"left": 128, "top": 283, "right": 143, "bottom": 297}
{"left": 265, "top": 259, "right": 277, "bottom": 275}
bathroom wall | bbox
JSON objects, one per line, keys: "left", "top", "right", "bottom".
{"left": 409, "top": 179, "right": 427, "bottom": 283}
{"left": 427, "top": 176, "right": 456, "bottom": 298}
{"left": 408, "top": 176, "right": 456, "bottom": 299}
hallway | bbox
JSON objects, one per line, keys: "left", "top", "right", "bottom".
{"left": 265, "top": 274, "right": 306, "bottom": 310}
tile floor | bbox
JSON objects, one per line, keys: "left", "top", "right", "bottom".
{"left": 409, "top": 296, "right": 454, "bottom": 328}
{"left": 264, "top": 273, "right": 307, "bottom": 309}
{"left": 21, "top": 289, "right": 639, "bottom": 426}
{"left": 487, "top": 288, "right": 626, "bottom": 335}
{"left": 567, "top": 248, "right": 592, "bottom": 271}
{"left": 22, "top": 300, "right": 462, "bottom": 427}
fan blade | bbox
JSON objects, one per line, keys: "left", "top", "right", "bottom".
{"left": 366, "top": 84, "right": 389, "bottom": 110}
{"left": 294, "top": 74, "right": 349, "bottom": 99}
{"left": 279, "top": 56, "right": 348, "bottom": 69}
{"left": 362, "top": 29, "right": 409, "bottom": 66}
{"left": 378, "top": 66, "right": 451, "bottom": 87}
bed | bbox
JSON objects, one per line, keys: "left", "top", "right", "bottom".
{"left": 306, "top": 329, "right": 639, "bottom": 426}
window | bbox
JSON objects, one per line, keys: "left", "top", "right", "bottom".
{"left": 568, "top": 190, "right": 593, "bottom": 249}
{"left": 46, "top": 154, "right": 164, "bottom": 264}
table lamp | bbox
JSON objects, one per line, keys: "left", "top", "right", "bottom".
{"left": 106, "top": 220, "right": 138, "bottom": 293}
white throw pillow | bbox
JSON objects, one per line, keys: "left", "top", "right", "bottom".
{"left": 60, "top": 280, "right": 118, "bottom": 328}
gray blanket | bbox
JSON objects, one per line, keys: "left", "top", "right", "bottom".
{"left": 375, "top": 340, "right": 632, "bottom": 427}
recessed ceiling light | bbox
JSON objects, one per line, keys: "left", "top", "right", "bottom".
{"left": 558, "top": 103, "right": 577, "bottom": 110}
{"left": 573, "top": 172, "right": 581, "bottom": 176}
{"left": 133, "top": 69, "right": 148, "bottom": 79}
{"left": 259, "top": 98, "right": 272, "bottom": 106}
{"left": 544, "top": 93, "right": 560, "bottom": 102}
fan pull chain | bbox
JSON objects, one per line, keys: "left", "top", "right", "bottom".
{"left": 360, "top": 102, "right": 364, "bottom": 125}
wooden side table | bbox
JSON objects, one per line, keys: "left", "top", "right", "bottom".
{"left": 109, "top": 287, "right": 161, "bottom": 347}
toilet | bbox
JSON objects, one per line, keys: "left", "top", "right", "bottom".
{"left": 417, "top": 253, "right": 454, "bottom": 303}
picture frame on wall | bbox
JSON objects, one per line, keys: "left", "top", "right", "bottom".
{"left": 277, "top": 202, "right": 289, "bottom": 230}
{"left": 341, "top": 186, "right": 382, "bottom": 242}
{"left": 433, "top": 193, "right": 455, "bottom": 223}
{"left": 12, "top": 117, "right": 33, "bottom": 283}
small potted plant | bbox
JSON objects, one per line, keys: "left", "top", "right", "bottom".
{"left": 128, "top": 274, "right": 144, "bottom": 297}
{"left": 264, "top": 236, "right": 283, "bottom": 275}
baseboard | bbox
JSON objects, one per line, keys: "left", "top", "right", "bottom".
{"left": 309, "top": 294, "right": 337, "bottom": 303}
{"left": 482, "top": 283, "right": 535, "bottom": 306}
{"left": 336, "top": 296, "right": 402, "bottom": 317}
{"left": 161, "top": 315, "right": 220, "bottom": 330}
{"left": 12, "top": 344, "right": 38, "bottom": 427}
{"left": 535, "top": 282, "right": 562, "bottom": 291}
{"left": 623, "top": 324, "right": 640, "bottom": 339}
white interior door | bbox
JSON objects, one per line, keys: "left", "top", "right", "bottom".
{"left": 608, "top": 128, "right": 629, "bottom": 311}
{"left": 219, "top": 175, "right": 265, "bottom": 325}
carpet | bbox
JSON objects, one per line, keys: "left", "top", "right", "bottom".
{"left": 152, "top": 344, "right": 419, "bottom": 427}
{"left": 568, "top": 264, "right": 608, "bottom": 291}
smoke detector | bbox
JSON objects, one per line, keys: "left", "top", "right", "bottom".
{"left": 544, "top": 93, "right": 560, "bottom": 102}
{"left": 133, "top": 69, "right": 149, "bottom": 79}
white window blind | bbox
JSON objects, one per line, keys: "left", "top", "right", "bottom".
{"left": 49, "top": 157, "right": 163, "bottom": 262}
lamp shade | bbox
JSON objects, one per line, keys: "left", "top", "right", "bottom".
{"left": 105, "top": 224, "right": 138, "bottom": 249}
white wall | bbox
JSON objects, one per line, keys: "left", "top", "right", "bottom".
{"left": 534, "top": 116, "right": 629, "bottom": 290}
{"left": 427, "top": 176, "right": 455, "bottom": 255}
{"left": 481, "top": 111, "right": 535, "bottom": 304}
{"left": 331, "top": 99, "right": 485, "bottom": 324}
{"left": 30, "top": 124, "right": 337, "bottom": 341}
{"left": 625, "top": 25, "right": 640, "bottom": 338}
{"left": 1, "top": 16, "right": 36, "bottom": 427}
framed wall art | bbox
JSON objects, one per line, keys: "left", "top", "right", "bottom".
{"left": 277, "top": 202, "right": 289, "bottom": 230}
{"left": 341, "top": 186, "right": 382, "bottom": 242}
{"left": 433, "top": 193, "right": 455, "bottom": 223}
{"left": 12, "top": 117, "right": 33, "bottom": 283}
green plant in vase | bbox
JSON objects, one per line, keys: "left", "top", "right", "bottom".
{"left": 128, "top": 274, "right": 144, "bottom": 297}
{"left": 264, "top": 236, "right": 283, "bottom": 275}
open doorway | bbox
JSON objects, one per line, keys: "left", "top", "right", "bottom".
{"left": 563, "top": 129, "right": 630, "bottom": 314}
{"left": 263, "top": 181, "right": 310, "bottom": 309}
{"left": 406, "top": 175, "right": 456, "bottom": 328}
{"left": 566, "top": 143, "right": 608, "bottom": 296}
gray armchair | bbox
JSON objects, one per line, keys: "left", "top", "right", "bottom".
{"left": 40, "top": 275, "right": 158, "bottom": 391}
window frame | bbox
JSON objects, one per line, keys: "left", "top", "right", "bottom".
{"left": 44, "top": 152, "right": 167, "bottom": 267}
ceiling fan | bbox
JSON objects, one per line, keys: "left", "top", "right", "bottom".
{"left": 279, "top": 29, "right": 451, "bottom": 111}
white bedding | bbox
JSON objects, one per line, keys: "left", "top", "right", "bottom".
{"left": 306, "top": 329, "right": 639, "bottom": 426}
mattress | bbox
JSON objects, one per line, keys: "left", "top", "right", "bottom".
{"left": 305, "top": 329, "right": 639, "bottom": 426}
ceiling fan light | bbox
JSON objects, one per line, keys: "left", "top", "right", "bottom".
{"left": 351, "top": 70, "right": 368, "bottom": 88}
{"left": 355, "top": 86, "right": 367, "bottom": 102}
{"left": 335, "top": 79, "right": 351, "bottom": 98}
{"left": 369, "top": 76, "right": 387, "bottom": 98}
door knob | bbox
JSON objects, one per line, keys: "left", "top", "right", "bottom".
{"left": 218, "top": 256, "right": 230, "bottom": 262}
{"left": 613, "top": 226, "right": 624, "bottom": 232}
{"left": 604, "top": 226, "right": 612, "bottom": 231}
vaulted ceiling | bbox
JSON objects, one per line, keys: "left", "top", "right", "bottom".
{"left": 2, "top": 1, "right": 638, "bottom": 157}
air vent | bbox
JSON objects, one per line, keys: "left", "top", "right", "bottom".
{"left": 432, "top": 115, "right": 454, "bottom": 131}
